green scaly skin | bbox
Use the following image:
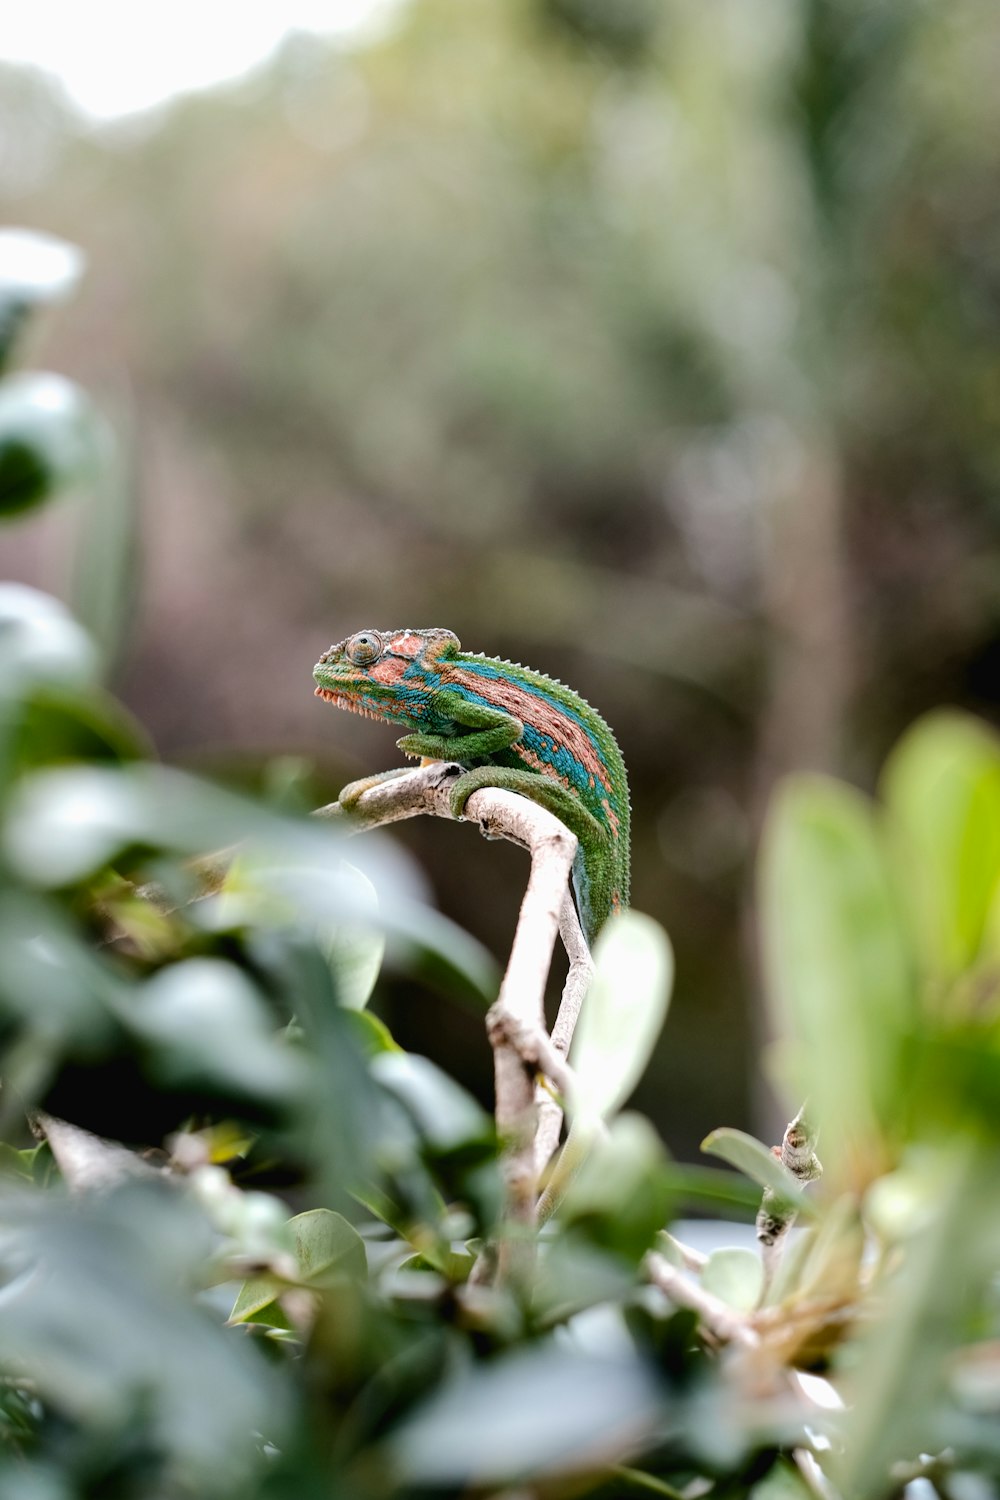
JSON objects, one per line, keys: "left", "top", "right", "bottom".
{"left": 313, "top": 627, "right": 630, "bottom": 944}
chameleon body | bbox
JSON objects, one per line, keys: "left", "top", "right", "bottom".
{"left": 313, "top": 628, "right": 630, "bottom": 943}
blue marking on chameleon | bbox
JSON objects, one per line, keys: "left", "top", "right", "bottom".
{"left": 519, "top": 723, "right": 595, "bottom": 800}
{"left": 455, "top": 660, "right": 611, "bottom": 765}
{"left": 447, "top": 664, "right": 615, "bottom": 776}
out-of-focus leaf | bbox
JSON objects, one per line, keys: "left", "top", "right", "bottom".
{"left": 227, "top": 856, "right": 385, "bottom": 1008}
{"left": 370, "top": 1051, "right": 493, "bottom": 1155}
{"left": 229, "top": 1209, "right": 365, "bottom": 1326}
{"left": 534, "top": 1238, "right": 636, "bottom": 1324}
{"left": 749, "top": 1458, "right": 813, "bottom": 1500}
{"left": 791, "top": 1195, "right": 864, "bottom": 1304}
{"left": 0, "top": 584, "right": 98, "bottom": 693}
{"left": 0, "top": 374, "right": 100, "bottom": 516}
{"left": 68, "top": 413, "right": 136, "bottom": 677}
{"left": 700, "top": 1128, "right": 815, "bottom": 1218}
{"left": 0, "top": 890, "right": 120, "bottom": 1043}
{"left": 0, "top": 1182, "right": 286, "bottom": 1485}
{"left": 701, "top": 1247, "right": 763, "bottom": 1312}
{"left": 11, "top": 684, "right": 149, "bottom": 768}
{"left": 123, "top": 958, "right": 306, "bottom": 1102}
{"left": 834, "top": 1143, "right": 997, "bottom": 1497}
{"left": 2, "top": 761, "right": 492, "bottom": 997}
{"left": 882, "top": 711, "right": 1000, "bottom": 984}
{"left": 0, "top": 229, "right": 84, "bottom": 373}
{"left": 556, "top": 1113, "right": 672, "bottom": 1264}
{"left": 863, "top": 1148, "right": 950, "bottom": 1244}
{"left": 345, "top": 1008, "right": 400, "bottom": 1055}
{"left": 759, "top": 775, "right": 914, "bottom": 1188}
{"left": 322, "top": 865, "right": 385, "bottom": 1008}
{"left": 228, "top": 1286, "right": 295, "bottom": 1330}
{"left": 662, "top": 1163, "right": 762, "bottom": 1219}
{"left": 189, "top": 1165, "right": 292, "bottom": 1265}
{"left": 569, "top": 911, "right": 673, "bottom": 1125}
{"left": 291, "top": 1208, "right": 367, "bottom": 1284}
{"left": 388, "top": 1341, "right": 664, "bottom": 1486}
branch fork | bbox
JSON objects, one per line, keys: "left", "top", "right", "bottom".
{"left": 317, "top": 760, "right": 593, "bottom": 1278}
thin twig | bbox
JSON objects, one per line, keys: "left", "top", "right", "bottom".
{"left": 644, "top": 1250, "right": 759, "bottom": 1348}
{"left": 659, "top": 1231, "right": 708, "bottom": 1273}
{"left": 534, "top": 896, "right": 593, "bottom": 1175}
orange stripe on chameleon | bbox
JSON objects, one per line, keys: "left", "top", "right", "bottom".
{"left": 450, "top": 669, "right": 614, "bottom": 799}
{"left": 391, "top": 631, "right": 425, "bottom": 658}
{"left": 371, "top": 655, "right": 409, "bottom": 686}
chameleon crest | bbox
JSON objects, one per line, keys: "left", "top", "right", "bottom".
{"left": 314, "top": 627, "right": 630, "bottom": 942}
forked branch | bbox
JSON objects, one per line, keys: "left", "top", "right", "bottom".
{"left": 316, "top": 761, "right": 590, "bottom": 1280}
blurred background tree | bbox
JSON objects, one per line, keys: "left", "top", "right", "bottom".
{"left": 3, "top": 0, "right": 1000, "bottom": 1156}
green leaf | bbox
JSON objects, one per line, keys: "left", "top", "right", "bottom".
{"left": 700, "top": 1247, "right": 764, "bottom": 1313}
{"left": 0, "top": 583, "right": 98, "bottom": 693}
{"left": 2, "top": 761, "right": 491, "bottom": 995}
{"left": 320, "top": 864, "right": 385, "bottom": 1009}
{"left": 228, "top": 1280, "right": 293, "bottom": 1329}
{"left": 834, "top": 1143, "right": 997, "bottom": 1497}
{"left": 125, "top": 959, "right": 306, "bottom": 1102}
{"left": 759, "top": 775, "right": 914, "bottom": 1188}
{"left": 344, "top": 1008, "right": 400, "bottom": 1055}
{"left": 389, "top": 1341, "right": 664, "bottom": 1486}
{"left": 229, "top": 1211, "right": 366, "bottom": 1324}
{"left": 882, "top": 711, "right": 1000, "bottom": 984}
{"left": 749, "top": 1458, "right": 813, "bottom": 1500}
{"left": 569, "top": 910, "right": 673, "bottom": 1124}
{"left": 0, "top": 1144, "right": 44, "bottom": 1181}
{"left": 370, "top": 1051, "right": 493, "bottom": 1154}
{"left": 533, "top": 1238, "right": 636, "bottom": 1324}
{"left": 700, "top": 1127, "right": 814, "bottom": 1217}
{"left": 661, "top": 1163, "right": 763, "bottom": 1219}
{"left": 0, "top": 1182, "right": 288, "bottom": 1480}
{"left": 12, "top": 684, "right": 149, "bottom": 769}
{"left": 289, "top": 1208, "right": 367, "bottom": 1285}
{"left": 556, "top": 1113, "right": 673, "bottom": 1264}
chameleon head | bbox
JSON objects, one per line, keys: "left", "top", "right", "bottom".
{"left": 313, "top": 627, "right": 460, "bottom": 725}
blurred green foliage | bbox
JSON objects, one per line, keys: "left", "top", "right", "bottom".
{"left": 3, "top": 13, "right": 1000, "bottom": 1496}
{"left": 7, "top": 0, "right": 1000, "bottom": 1154}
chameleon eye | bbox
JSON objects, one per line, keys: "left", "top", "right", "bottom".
{"left": 346, "top": 631, "right": 383, "bottom": 667}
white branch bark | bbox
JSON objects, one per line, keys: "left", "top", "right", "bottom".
{"left": 316, "top": 761, "right": 589, "bottom": 1283}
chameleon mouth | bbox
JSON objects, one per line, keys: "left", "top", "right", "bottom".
{"left": 314, "top": 685, "right": 385, "bottom": 721}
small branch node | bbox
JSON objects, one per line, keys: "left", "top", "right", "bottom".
{"left": 758, "top": 1105, "right": 822, "bottom": 1272}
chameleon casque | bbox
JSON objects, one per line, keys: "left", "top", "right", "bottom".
{"left": 313, "top": 628, "right": 630, "bottom": 944}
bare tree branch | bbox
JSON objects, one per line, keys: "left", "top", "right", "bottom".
{"left": 534, "top": 897, "right": 593, "bottom": 1175}
{"left": 316, "top": 761, "right": 587, "bottom": 1283}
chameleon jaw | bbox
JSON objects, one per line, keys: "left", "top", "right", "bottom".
{"left": 314, "top": 685, "right": 386, "bottom": 722}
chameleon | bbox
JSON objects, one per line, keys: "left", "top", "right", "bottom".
{"left": 313, "top": 627, "right": 630, "bottom": 944}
